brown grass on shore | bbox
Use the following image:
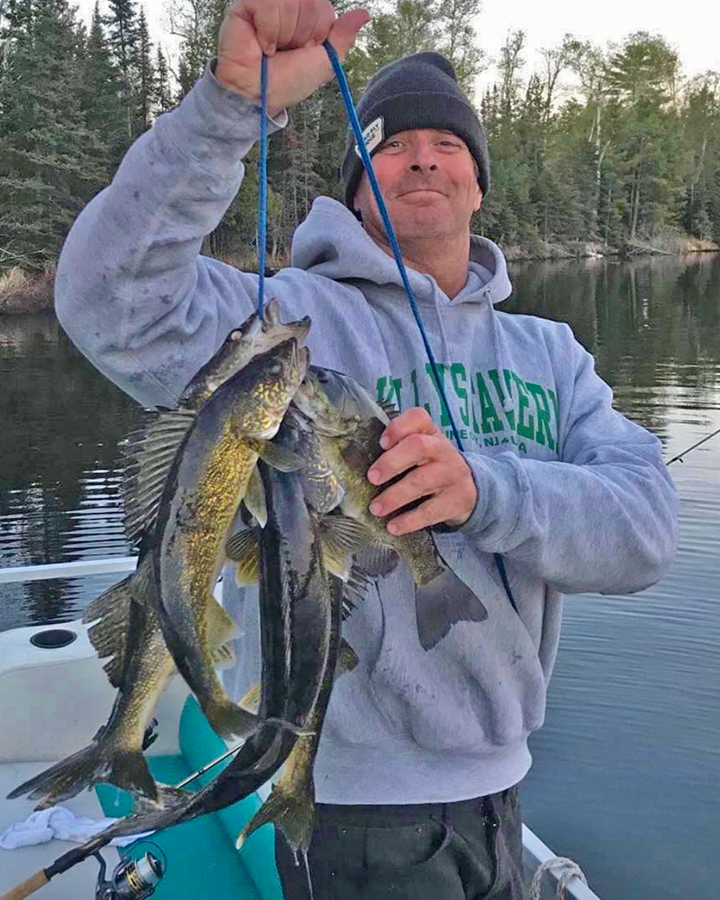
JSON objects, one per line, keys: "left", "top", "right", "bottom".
{"left": 0, "top": 264, "right": 56, "bottom": 315}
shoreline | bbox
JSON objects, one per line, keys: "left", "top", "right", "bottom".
{"left": 501, "top": 237, "right": 720, "bottom": 262}
{"left": 1, "top": 241, "right": 718, "bottom": 315}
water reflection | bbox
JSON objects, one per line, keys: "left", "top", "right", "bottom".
{"left": 505, "top": 253, "right": 720, "bottom": 442}
{"left": 0, "top": 314, "right": 138, "bottom": 630}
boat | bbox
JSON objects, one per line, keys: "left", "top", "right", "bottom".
{"left": 0, "top": 558, "right": 600, "bottom": 900}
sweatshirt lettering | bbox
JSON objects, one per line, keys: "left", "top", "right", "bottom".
{"left": 376, "top": 365, "right": 559, "bottom": 455}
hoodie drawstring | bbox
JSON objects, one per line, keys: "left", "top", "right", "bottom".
{"left": 487, "top": 294, "right": 514, "bottom": 414}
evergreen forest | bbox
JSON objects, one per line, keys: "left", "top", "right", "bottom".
{"left": 1, "top": 0, "right": 719, "bottom": 280}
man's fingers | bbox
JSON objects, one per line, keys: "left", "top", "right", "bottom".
{"left": 275, "top": 0, "right": 302, "bottom": 49}
{"left": 326, "top": 8, "right": 372, "bottom": 59}
{"left": 379, "top": 407, "right": 440, "bottom": 451}
{"left": 238, "top": 0, "right": 281, "bottom": 55}
{"left": 368, "top": 432, "right": 439, "bottom": 486}
{"left": 369, "top": 461, "right": 447, "bottom": 517}
{"left": 386, "top": 495, "right": 454, "bottom": 536}
{"left": 311, "top": 0, "right": 337, "bottom": 45}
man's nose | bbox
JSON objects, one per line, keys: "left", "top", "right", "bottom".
{"left": 407, "top": 142, "right": 437, "bottom": 172}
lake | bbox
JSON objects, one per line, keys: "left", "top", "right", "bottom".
{"left": 1, "top": 252, "right": 719, "bottom": 899}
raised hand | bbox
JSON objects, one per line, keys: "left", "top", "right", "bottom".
{"left": 215, "top": 0, "right": 370, "bottom": 114}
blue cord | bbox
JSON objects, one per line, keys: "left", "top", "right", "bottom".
{"left": 257, "top": 45, "right": 518, "bottom": 612}
{"left": 257, "top": 44, "right": 463, "bottom": 450}
{"left": 322, "top": 41, "right": 465, "bottom": 453}
{"left": 257, "top": 54, "right": 268, "bottom": 317}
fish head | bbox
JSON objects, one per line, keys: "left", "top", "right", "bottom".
{"left": 293, "top": 369, "right": 357, "bottom": 437}
{"left": 294, "top": 367, "right": 389, "bottom": 436}
{"left": 233, "top": 339, "right": 310, "bottom": 439}
{"left": 181, "top": 306, "right": 311, "bottom": 407}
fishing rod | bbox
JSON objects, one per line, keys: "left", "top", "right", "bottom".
{"left": 667, "top": 426, "right": 720, "bottom": 465}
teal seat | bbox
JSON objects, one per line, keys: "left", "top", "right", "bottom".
{"left": 95, "top": 697, "right": 283, "bottom": 900}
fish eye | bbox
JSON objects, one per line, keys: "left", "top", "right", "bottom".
{"left": 317, "top": 369, "right": 329, "bottom": 383}
{"left": 268, "top": 361, "right": 282, "bottom": 375}
{"left": 229, "top": 330, "right": 242, "bottom": 341}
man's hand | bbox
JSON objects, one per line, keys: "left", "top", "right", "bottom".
{"left": 216, "top": 0, "right": 370, "bottom": 114}
{"left": 366, "top": 407, "right": 478, "bottom": 535}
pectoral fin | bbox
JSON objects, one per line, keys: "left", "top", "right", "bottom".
{"left": 244, "top": 466, "right": 268, "bottom": 528}
{"left": 336, "top": 638, "right": 359, "bottom": 676}
{"left": 319, "top": 514, "right": 376, "bottom": 581}
{"left": 248, "top": 438, "right": 304, "bottom": 472}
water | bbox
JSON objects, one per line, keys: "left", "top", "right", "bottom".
{"left": 1, "top": 254, "right": 718, "bottom": 898}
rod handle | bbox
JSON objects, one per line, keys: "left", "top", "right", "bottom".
{"left": 0, "top": 870, "right": 49, "bottom": 900}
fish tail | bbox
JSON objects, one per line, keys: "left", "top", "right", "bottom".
{"left": 415, "top": 568, "right": 489, "bottom": 651}
{"left": 7, "top": 742, "right": 112, "bottom": 809}
{"left": 205, "top": 700, "right": 260, "bottom": 741}
{"left": 236, "top": 784, "right": 315, "bottom": 860}
{"left": 109, "top": 749, "right": 159, "bottom": 803}
{"left": 7, "top": 743, "right": 158, "bottom": 809}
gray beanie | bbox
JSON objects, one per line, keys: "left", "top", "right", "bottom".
{"left": 341, "top": 51, "right": 490, "bottom": 209}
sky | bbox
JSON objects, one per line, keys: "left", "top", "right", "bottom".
{"left": 75, "top": 0, "right": 720, "bottom": 96}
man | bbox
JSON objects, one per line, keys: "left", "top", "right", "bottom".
{"left": 55, "top": 1, "right": 679, "bottom": 897}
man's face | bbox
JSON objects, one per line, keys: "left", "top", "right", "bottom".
{"left": 352, "top": 128, "right": 482, "bottom": 243}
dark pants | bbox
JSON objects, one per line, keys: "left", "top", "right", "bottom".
{"left": 275, "top": 787, "right": 524, "bottom": 900}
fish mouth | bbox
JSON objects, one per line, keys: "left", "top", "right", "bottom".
{"left": 283, "top": 316, "right": 312, "bottom": 343}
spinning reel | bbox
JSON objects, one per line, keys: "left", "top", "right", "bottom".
{"left": 93, "top": 846, "right": 165, "bottom": 900}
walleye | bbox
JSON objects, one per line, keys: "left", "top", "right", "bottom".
{"left": 60, "top": 413, "right": 343, "bottom": 853}
{"left": 8, "top": 304, "right": 310, "bottom": 810}
{"left": 294, "top": 366, "right": 489, "bottom": 650}
{"left": 154, "top": 336, "right": 309, "bottom": 739}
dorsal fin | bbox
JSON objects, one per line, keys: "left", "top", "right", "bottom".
{"left": 121, "top": 409, "right": 195, "bottom": 544}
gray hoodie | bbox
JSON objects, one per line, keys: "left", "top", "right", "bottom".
{"left": 55, "top": 63, "right": 679, "bottom": 804}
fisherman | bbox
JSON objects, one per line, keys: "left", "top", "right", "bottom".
{"left": 55, "top": 0, "right": 679, "bottom": 897}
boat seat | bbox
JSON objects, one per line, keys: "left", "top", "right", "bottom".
{"left": 94, "top": 696, "right": 283, "bottom": 900}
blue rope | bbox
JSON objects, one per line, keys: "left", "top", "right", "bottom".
{"left": 257, "top": 53, "right": 268, "bottom": 317}
{"left": 322, "top": 41, "right": 465, "bottom": 453}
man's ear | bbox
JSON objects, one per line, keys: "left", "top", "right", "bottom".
{"left": 473, "top": 186, "right": 483, "bottom": 213}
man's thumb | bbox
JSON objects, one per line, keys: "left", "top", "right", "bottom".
{"left": 327, "top": 8, "right": 371, "bottom": 59}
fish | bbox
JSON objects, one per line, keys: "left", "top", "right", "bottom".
{"left": 7, "top": 304, "right": 310, "bottom": 810}
{"left": 59, "top": 412, "right": 343, "bottom": 854}
{"left": 293, "top": 366, "right": 489, "bottom": 650}
{"left": 153, "top": 335, "right": 310, "bottom": 739}
{"left": 234, "top": 590, "right": 357, "bottom": 876}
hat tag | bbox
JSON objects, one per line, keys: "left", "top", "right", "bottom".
{"left": 355, "top": 116, "right": 384, "bottom": 158}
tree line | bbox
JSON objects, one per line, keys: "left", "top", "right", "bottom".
{"left": 1, "top": 0, "right": 718, "bottom": 276}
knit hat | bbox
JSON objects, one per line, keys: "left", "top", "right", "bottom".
{"left": 341, "top": 51, "right": 490, "bottom": 209}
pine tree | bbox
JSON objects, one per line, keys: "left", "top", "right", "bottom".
{"left": 81, "top": 2, "right": 126, "bottom": 172}
{"left": 134, "top": 8, "right": 154, "bottom": 134}
{"left": 0, "top": 0, "right": 107, "bottom": 269}
{"left": 169, "top": 0, "right": 218, "bottom": 99}
{"left": 153, "top": 46, "right": 174, "bottom": 115}
{"left": 104, "top": 0, "right": 139, "bottom": 141}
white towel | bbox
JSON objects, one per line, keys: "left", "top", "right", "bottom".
{"left": 0, "top": 806, "right": 153, "bottom": 850}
